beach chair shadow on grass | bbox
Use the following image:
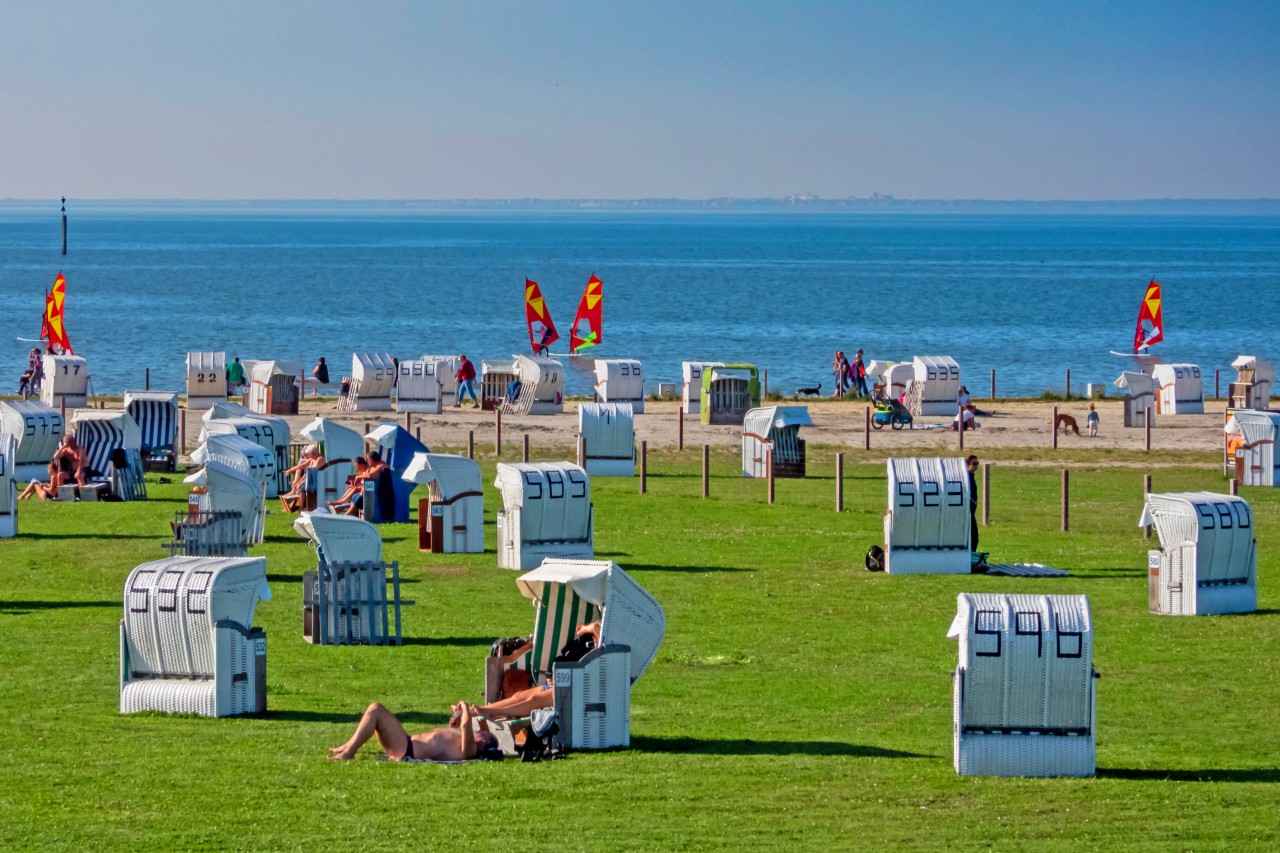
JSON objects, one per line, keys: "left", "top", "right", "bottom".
{"left": 620, "top": 562, "right": 753, "bottom": 574}
{"left": 1, "top": 599, "right": 117, "bottom": 614}
{"left": 630, "top": 735, "right": 933, "bottom": 759}
{"left": 1098, "top": 767, "right": 1280, "bottom": 784}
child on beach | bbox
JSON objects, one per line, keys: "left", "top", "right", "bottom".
{"left": 1087, "top": 404, "right": 1099, "bottom": 437}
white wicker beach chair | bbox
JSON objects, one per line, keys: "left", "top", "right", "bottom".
{"left": 681, "top": 362, "right": 723, "bottom": 414}
{"left": 906, "top": 355, "right": 961, "bottom": 417}
{"left": 1228, "top": 355, "right": 1276, "bottom": 410}
{"left": 246, "top": 360, "right": 300, "bottom": 415}
{"left": 182, "top": 460, "right": 266, "bottom": 550}
{"left": 120, "top": 556, "right": 270, "bottom": 717}
{"left": 950, "top": 593, "right": 1097, "bottom": 777}
{"left": 201, "top": 405, "right": 291, "bottom": 496}
{"left": 1113, "top": 371, "right": 1158, "bottom": 428}
{"left": 40, "top": 354, "right": 90, "bottom": 409}
{"left": 1151, "top": 363, "right": 1204, "bottom": 415}
{"left": 298, "top": 417, "right": 362, "bottom": 507}
{"left": 402, "top": 452, "right": 484, "bottom": 553}
{"left": 1141, "top": 492, "right": 1257, "bottom": 615}
{"left": 395, "top": 357, "right": 445, "bottom": 413}
{"left": 185, "top": 351, "right": 227, "bottom": 410}
{"left": 742, "top": 406, "right": 811, "bottom": 478}
{"left": 192, "top": 434, "right": 278, "bottom": 500}
{"left": 485, "top": 559, "right": 666, "bottom": 750}
{"left": 480, "top": 359, "right": 519, "bottom": 411}
{"left": 1224, "top": 411, "right": 1280, "bottom": 486}
{"left": 577, "top": 403, "right": 636, "bottom": 477}
{"left": 0, "top": 400, "right": 64, "bottom": 481}
{"left": 594, "top": 359, "right": 645, "bottom": 412}
{"left": 504, "top": 356, "right": 565, "bottom": 416}
{"left": 494, "top": 462, "right": 593, "bottom": 569}
{"left": 294, "top": 511, "right": 401, "bottom": 645}
{"left": 884, "top": 457, "right": 971, "bottom": 574}
{"left": 0, "top": 433, "right": 16, "bottom": 538}
{"left": 339, "top": 352, "right": 396, "bottom": 412}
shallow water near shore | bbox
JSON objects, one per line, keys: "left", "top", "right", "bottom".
{"left": 1, "top": 205, "right": 1277, "bottom": 398}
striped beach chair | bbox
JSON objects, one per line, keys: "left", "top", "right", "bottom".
{"left": 124, "top": 391, "right": 179, "bottom": 471}
{"left": 485, "top": 559, "right": 666, "bottom": 751}
{"left": 69, "top": 410, "right": 147, "bottom": 501}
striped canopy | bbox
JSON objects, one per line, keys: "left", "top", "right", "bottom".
{"left": 70, "top": 411, "right": 141, "bottom": 476}
{"left": 124, "top": 391, "right": 179, "bottom": 452}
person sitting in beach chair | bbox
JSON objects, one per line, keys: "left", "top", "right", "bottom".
{"left": 326, "top": 456, "right": 369, "bottom": 514}
{"left": 50, "top": 434, "right": 91, "bottom": 489}
{"left": 328, "top": 700, "right": 499, "bottom": 762}
{"left": 279, "top": 444, "right": 325, "bottom": 512}
{"left": 474, "top": 622, "right": 602, "bottom": 721}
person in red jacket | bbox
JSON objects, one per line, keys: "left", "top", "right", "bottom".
{"left": 455, "top": 354, "right": 479, "bottom": 408}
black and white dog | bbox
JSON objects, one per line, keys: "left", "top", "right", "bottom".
{"left": 796, "top": 382, "right": 822, "bottom": 398}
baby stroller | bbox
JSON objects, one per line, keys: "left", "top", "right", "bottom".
{"left": 871, "top": 397, "right": 912, "bottom": 431}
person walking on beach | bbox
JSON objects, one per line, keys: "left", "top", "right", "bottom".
{"left": 851, "top": 349, "right": 870, "bottom": 398}
{"left": 455, "top": 354, "right": 479, "bottom": 408}
{"left": 831, "top": 350, "right": 849, "bottom": 397}
{"left": 226, "top": 357, "right": 246, "bottom": 395}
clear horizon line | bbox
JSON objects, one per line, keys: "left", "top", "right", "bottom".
{"left": 3, "top": 195, "right": 1280, "bottom": 204}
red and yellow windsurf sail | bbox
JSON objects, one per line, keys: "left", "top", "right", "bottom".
{"left": 43, "top": 271, "right": 74, "bottom": 355}
{"left": 525, "top": 278, "right": 559, "bottom": 354}
{"left": 1133, "top": 280, "right": 1163, "bottom": 352}
{"left": 569, "top": 274, "right": 603, "bottom": 353}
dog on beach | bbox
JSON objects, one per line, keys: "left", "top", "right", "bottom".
{"left": 1055, "top": 413, "right": 1082, "bottom": 436}
{"left": 796, "top": 383, "right": 822, "bottom": 398}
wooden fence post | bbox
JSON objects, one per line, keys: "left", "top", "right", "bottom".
{"left": 958, "top": 404, "right": 965, "bottom": 449}
{"left": 1066, "top": 367, "right": 1071, "bottom": 400}
{"left": 578, "top": 435, "right": 586, "bottom": 469}
{"left": 982, "top": 463, "right": 990, "bottom": 526}
{"left": 639, "top": 440, "right": 647, "bottom": 494}
{"left": 766, "top": 448, "right": 774, "bottom": 505}
{"left": 835, "top": 452, "right": 844, "bottom": 512}
{"left": 1052, "top": 405, "right": 1059, "bottom": 449}
{"left": 179, "top": 406, "right": 187, "bottom": 454}
{"left": 702, "top": 444, "right": 709, "bottom": 498}
{"left": 1145, "top": 410, "right": 1152, "bottom": 451}
{"left": 495, "top": 407, "right": 502, "bottom": 454}
{"left": 1230, "top": 478, "right": 1239, "bottom": 496}
{"left": 1143, "top": 474, "right": 1152, "bottom": 539}
{"left": 467, "top": 430, "right": 474, "bottom": 460}
{"left": 523, "top": 433, "right": 530, "bottom": 463}
{"left": 678, "top": 407, "right": 684, "bottom": 450}
{"left": 990, "top": 368, "right": 996, "bottom": 401}
{"left": 864, "top": 406, "right": 871, "bottom": 450}
{"left": 1215, "top": 369, "right": 1221, "bottom": 400}
{"left": 763, "top": 368, "right": 768, "bottom": 398}
{"left": 1061, "top": 469, "right": 1070, "bottom": 532}
{"left": 415, "top": 426, "right": 422, "bottom": 443}
{"left": 404, "top": 411, "right": 411, "bottom": 430}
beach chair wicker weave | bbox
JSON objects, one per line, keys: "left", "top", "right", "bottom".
{"left": 402, "top": 452, "right": 484, "bottom": 553}
{"left": 1142, "top": 492, "right": 1257, "bottom": 615}
{"left": 578, "top": 403, "right": 636, "bottom": 477}
{"left": 950, "top": 593, "right": 1096, "bottom": 777}
{"left": 0, "top": 433, "right": 16, "bottom": 538}
{"left": 494, "top": 462, "right": 593, "bottom": 569}
{"left": 120, "top": 556, "right": 269, "bottom": 717}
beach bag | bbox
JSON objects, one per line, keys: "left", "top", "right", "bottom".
{"left": 865, "top": 545, "right": 885, "bottom": 572}
{"left": 521, "top": 708, "right": 564, "bottom": 763}
{"left": 554, "top": 632, "right": 596, "bottom": 664}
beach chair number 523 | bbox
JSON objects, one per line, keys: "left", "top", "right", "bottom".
{"left": 896, "top": 476, "right": 964, "bottom": 508}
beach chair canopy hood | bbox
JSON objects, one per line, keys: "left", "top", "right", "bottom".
{"left": 401, "top": 452, "right": 482, "bottom": 501}
{"left": 123, "top": 391, "right": 180, "bottom": 452}
{"left": 0, "top": 401, "right": 64, "bottom": 475}
{"left": 69, "top": 410, "right": 142, "bottom": 476}
{"left": 300, "top": 416, "right": 364, "bottom": 462}
{"left": 293, "top": 510, "right": 383, "bottom": 564}
{"left": 516, "top": 559, "right": 666, "bottom": 682}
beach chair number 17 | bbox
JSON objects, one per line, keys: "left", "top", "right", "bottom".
{"left": 62, "top": 363, "right": 80, "bottom": 375}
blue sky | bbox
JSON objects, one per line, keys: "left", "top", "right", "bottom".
{"left": 2, "top": 1, "right": 1277, "bottom": 200}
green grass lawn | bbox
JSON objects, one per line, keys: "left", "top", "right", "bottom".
{"left": 1, "top": 444, "right": 1277, "bottom": 851}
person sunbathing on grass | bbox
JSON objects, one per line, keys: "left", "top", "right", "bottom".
{"left": 19, "top": 480, "right": 58, "bottom": 501}
{"left": 472, "top": 622, "right": 602, "bottom": 721}
{"left": 328, "top": 700, "right": 497, "bottom": 762}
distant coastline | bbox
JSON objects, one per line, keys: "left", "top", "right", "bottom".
{"left": 1, "top": 196, "right": 1279, "bottom": 216}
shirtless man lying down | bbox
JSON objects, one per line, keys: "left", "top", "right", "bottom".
{"left": 328, "top": 701, "right": 497, "bottom": 762}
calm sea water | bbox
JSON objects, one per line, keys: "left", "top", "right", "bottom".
{"left": 1, "top": 206, "right": 1278, "bottom": 399}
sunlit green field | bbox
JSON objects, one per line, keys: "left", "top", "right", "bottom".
{"left": 1, "top": 443, "right": 1276, "bottom": 851}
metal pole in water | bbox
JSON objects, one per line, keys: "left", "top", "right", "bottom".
{"left": 1066, "top": 368, "right": 1071, "bottom": 399}
{"left": 145, "top": 367, "right": 150, "bottom": 391}
{"left": 61, "top": 197, "right": 67, "bottom": 255}
{"left": 990, "top": 369, "right": 996, "bottom": 401}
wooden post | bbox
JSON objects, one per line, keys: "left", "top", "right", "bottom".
{"left": 763, "top": 368, "right": 768, "bottom": 398}
{"left": 404, "top": 411, "right": 411, "bottom": 430}
{"left": 1052, "top": 405, "right": 1059, "bottom": 449}
{"left": 179, "top": 406, "right": 187, "bottom": 454}
{"left": 364, "top": 420, "right": 371, "bottom": 437}
{"left": 1143, "top": 474, "right": 1152, "bottom": 539}
{"left": 678, "top": 407, "right": 684, "bottom": 450}
{"left": 990, "top": 369, "right": 996, "bottom": 401}
{"left": 982, "top": 463, "right": 990, "bottom": 526}
{"left": 495, "top": 407, "right": 502, "bottom": 454}
{"left": 702, "top": 444, "right": 709, "bottom": 498}
{"left": 577, "top": 435, "right": 586, "bottom": 468}
{"left": 467, "top": 430, "right": 474, "bottom": 460}
{"left": 1066, "top": 368, "right": 1071, "bottom": 400}
{"left": 958, "top": 404, "right": 965, "bottom": 449}
{"left": 300, "top": 369, "right": 306, "bottom": 400}
{"left": 60, "top": 397, "right": 66, "bottom": 422}
{"left": 766, "top": 448, "right": 775, "bottom": 505}
{"left": 1215, "top": 369, "right": 1221, "bottom": 400}
{"left": 1061, "top": 469, "right": 1070, "bottom": 532}
{"left": 145, "top": 367, "right": 150, "bottom": 391}
{"left": 1145, "top": 410, "right": 1152, "bottom": 451}
{"left": 864, "top": 406, "right": 871, "bottom": 450}
{"left": 835, "top": 452, "right": 844, "bottom": 512}
{"left": 523, "top": 433, "right": 530, "bottom": 463}
{"left": 640, "top": 440, "right": 647, "bottom": 494}
{"left": 415, "top": 426, "right": 422, "bottom": 443}
{"left": 1230, "top": 478, "right": 1239, "bottom": 497}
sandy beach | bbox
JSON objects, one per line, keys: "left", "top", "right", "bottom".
{"left": 253, "top": 395, "right": 1230, "bottom": 461}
